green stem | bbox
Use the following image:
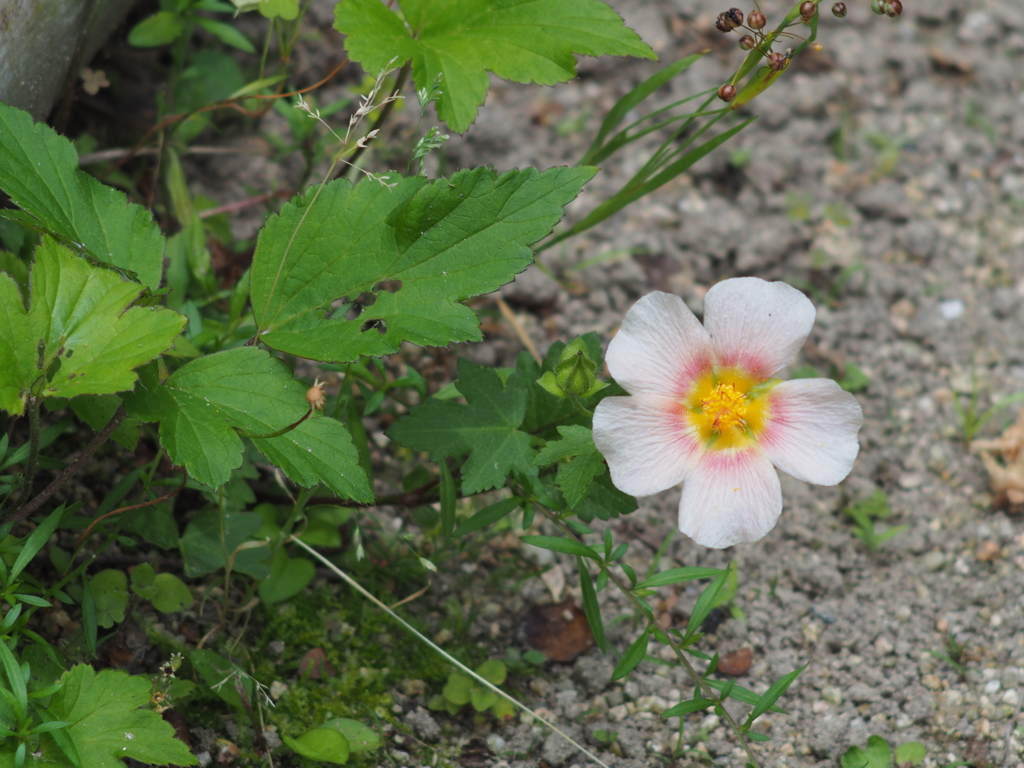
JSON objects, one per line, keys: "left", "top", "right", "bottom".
{"left": 534, "top": 504, "right": 761, "bottom": 767}
{"left": 6, "top": 405, "right": 127, "bottom": 525}
{"left": 15, "top": 397, "right": 42, "bottom": 510}
{"left": 235, "top": 407, "right": 312, "bottom": 440}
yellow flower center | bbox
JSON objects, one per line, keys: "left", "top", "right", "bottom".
{"left": 687, "top": 368, "right": 775, "bottom": 450}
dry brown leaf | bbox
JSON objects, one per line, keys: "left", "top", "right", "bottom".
{"left": 970, "top": 409, "right": 1024, "bottom": 511}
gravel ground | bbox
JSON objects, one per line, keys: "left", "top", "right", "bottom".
{"left": 184, "top": 1, "right": 1024, "bottom": 765}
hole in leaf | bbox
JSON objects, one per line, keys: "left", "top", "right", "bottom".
{"left": 373, "top": 279, "right": 402, "bottom": 294}
{"left": 360, "top": 319, "right": 387, "bottom": 335}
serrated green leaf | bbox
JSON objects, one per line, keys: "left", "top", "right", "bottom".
{"left": 533, "top": 426, "right": 606, "bottom": 509}
{"left": 572, "top": 471, "right": 637, "bottom": 523}
{"left": 533, "top": 425, "right": 595, "bottom": 465}
{"left": 124, "top": 348, "right": 370, "bottom": 499}
{"left": 0, "top": 238, "right": 184, "bottom": 416}
{"left": 611, "top": 630, "right": 648, "bottom": 680}
{"left": 89, "top": 570, "right": 128, "bottom": 629}
{"left": 388, "top": 359, "right": 534, "bottom": 494}
{"left": 34, "top": 665, "right": 197, "bottom": 767}
{"left": 0, "top": 103, "right": 164, "bottom": 289}
{"left": 335, "top": 0, "right": 655, "bottom": 133}
{"left": 282, "top": 728, "right": 350, "bottom": 764}
{"left": 250, "top": 167, "right": 594, "bottom": 363}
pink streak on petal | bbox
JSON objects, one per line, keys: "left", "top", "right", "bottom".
{"left": 593, "top": 393, "right": 703, "bottom": 497}
{"left": 677, "top": 447, "right": 782, "bottom": 549}
{"left": 759, "top": 378, "right": 863, "bottom": 486}
{"left": 606, "top": 292, "right": 713, "bottom": 398}
{"left": 703, "top": 277, "right": 816, "bottom": 378}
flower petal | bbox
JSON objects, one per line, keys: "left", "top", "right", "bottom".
{"left": 593, "top": 394, "right": 701, "bottom": 497}
{"left": 678, "top": 449, "right": 781, "bottom": 548}
{"left": 760, "top": 378, "right": 863, "bottom": 485}
{"left": 703, "top": 278, "right": 815, "bottom": 377}
{"left": 606, "top": 292, "right": 712, "bottom": 396}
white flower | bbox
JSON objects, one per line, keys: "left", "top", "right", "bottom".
{"left": 592, "top": 278, "right": 863, "bottom": 549}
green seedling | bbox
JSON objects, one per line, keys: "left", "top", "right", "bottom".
{"left": 428, "top": 660, "right": 515, "bottom": 720}
{"left": 843, "top": 491, "right": 905, "bottom": 552}
{"left": 954, "top": 381, "right": 1024, "bottom": 442}
{"left": 790, "top": 361, "right": 869, "bottom": 393}
{"left": 842, "top": 735, "right": 926, "bottom": 768}
{"left": 925, "top": 632, "right": 967, "bottom": 677}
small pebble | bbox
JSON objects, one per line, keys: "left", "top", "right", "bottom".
{"left": 976, "top": 540, "right": 1002, "bottom": 561}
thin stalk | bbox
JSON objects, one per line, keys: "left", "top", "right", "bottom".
{"left": 340, "top": 61, "right": 410, "bottom": 177}
{"left": 288, "top": 536, "right": 614, "bottom": 768}
{"left": 6, "top": 405, "right": 127, "bottom": 525}
{"left": 14, "top": 397, "right": 42, "bottom": 510}
{"left": 533, "top": 504, "right": 761, "bottom": 767}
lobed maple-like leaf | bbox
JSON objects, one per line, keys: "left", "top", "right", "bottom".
{"left": 250, "top": 166, "right": 594, "bottom": 363}
{"left": 533, "top": 425, "right": 605, "bottom": 508}
{"left": 388, "top": 358, "right": 536, "bottom": 494}
{"left": 123, "top": 347, "right": 371, "bottom": 499}
{"left": 0, "top": 238, "right": 185, "bottom": 416}
{"left": 334, "top": 0, "right": 655, "bottom": 132}
{"left": 0, "top": 102, "right": 165, "bottom": 289}
{"left": 31, "top": 665, "right": 198, "bottom": 767}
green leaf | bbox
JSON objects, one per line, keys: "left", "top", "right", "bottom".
{"left": 660, "top": 697, "right": 715, "bottom": 718}
{"left": 124, "top": 348, "right": 370, "bottom": 499}
{"left": 703, "top": 678, "right": 787, "bottom": 714}
{"left": 321, "top": 719, "right": 379, "bottom": 753}
{"left": 452, "top": 496, "right": 522, "bottom": 537}
{"left": 572, "top": 472, "right": 637, "bottom": 523}
{"left": 442, "top": 671, "right": 473, "bottom": 706}
{"left": 521, "top": 535, "right": 597, "bottom": 561}
{"left": 250, "top": 167, "right": 594, "bottom": 363}
{"left": 260, "top": 0, "right": 300, "bottom": 19}
{"left": 180, "top": 508, "right": 270, "bottom": 578}
{"left": 635, "top": 566, "right": 725, "bottom": 589}
{"left": 258, "top": 549, "right": 316, "bottom": 605}
{"left": 148, "top": 573, "right": 193, "bottom": 613}
{"left": 475, "top": 660, "right": 506, "bottom": 686}
{"left": 577, "top": 555, "right": 607, "bottom": 653}
{"left": 747, "top": 664, "right": 804, "bottom": 722}
{"left": 470, "top": 686, "right": 498, "bottom": 712}
{"left": 10, "top": 504, "right": 65, "bottom": 581}
{"left": 282, "top": 728, "right": 350, "bottom": 764}
{"left": 129, "top": 562, "right": 158, "bottom": 600}
{"left": 0, "top": 639, "right": 27, "bottom": 723}
{"left": 682, "top": 567, "right": 728, "bottom": 641}
{"left": 36, "top": 665, "right": 197, "bottom": 767}
{"left": 195, "top": 17, "right": 256, "bottom": 53}
{"left": 188, "top": 649, "right": 253, "bottom": 710}
{"left": 335, "top": 0, "right": 654, "bottom": 133}
{"left": 840, "top": 746, "right": 871, "bottom": 768}
{"left": 128, "top": 11, "right": 186, "bottom": 46}
{"left": 611, "top": 629, "right": 648, "bottom": 680}
{"left": 89, "top": 570, "right": 129, "bottom": 629}
{"left": 534, "top": 425, "right": 606, "bottom": 509}
{"left": 894, "top": 741, "right": 926, "bottom": 766}
{"left": 388, "top": 359, "right": 534, "bottom": 494}
{"left": 0, "top": 238, "right": 185, "bottom": 416}
{"left": 0, "top": 103, "right": 164, "bottom": 289}
{"left": 70, "top": 395, "right": 139, "bottom": 451}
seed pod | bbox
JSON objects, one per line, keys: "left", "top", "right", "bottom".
{"left": 811, "top": 42, "right": 824, "bottom": 51}
{"left": 748, "top": 9, "right": 766, "bottom": 28}
{"left": 306, "top": 378, "right": 326, "bottom": 410}
{"left": 715, "top": 13, "right": 734, "bottom": 32}
{"left": 739, "top": 34, "right": 756, "bottom": 49}
{"left": 725, "top": 7, "right": 744, "bottom": 26}
{"left": 767, "top": 51, "right": 787, "bottom": 71}
{"left": 870, "top": 0, "right": 884, "bottom": 14}
{"left": 718, "top": 83, "right": 737, "bottom": 102}
{"left": 885, "top": 0, "right": 902, "bottom": 16}
{"left": 831, "top": 2, "right": 847, "bottom": 17}
{"left": 799, "top": 1, "right": 816, "bottom": 20}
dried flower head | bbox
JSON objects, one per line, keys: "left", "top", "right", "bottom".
{"left": 306, "top": 377, "right": 327, "bottom": 411}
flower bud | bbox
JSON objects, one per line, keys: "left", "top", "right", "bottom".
{"left": 738, "top": 34, "right": 756, "bottom": 50}
{"left": 537, "top": 337, "right": 606, "bottom": 399}
{"left": 870, "top": 0, "right": 884, "bottom": 14}
{"left": 885, "top": 0, "right": 902, "bottom": 16}
{"left": 718, "top": 83, "right": 737, "bottom": 102}
{"left": 831, "top": 2, "right": 847, "bottom": 17}
{"left": 748, "top": 9, "right": 766, "bottom": 28}
{"left": 799, "top": 1, "right": 817, "bottom": 20}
